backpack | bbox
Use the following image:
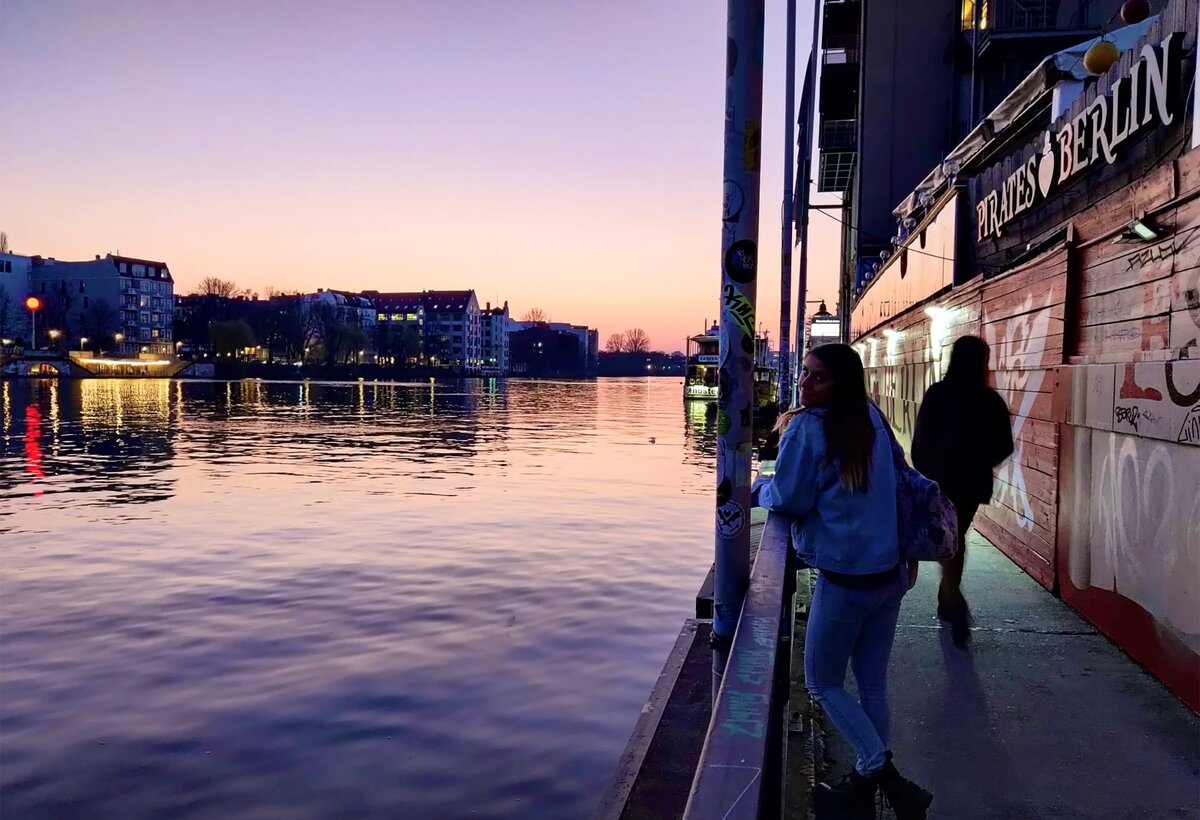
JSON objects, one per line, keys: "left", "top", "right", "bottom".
{"left": 882, "top": 422, "right": 959, "bottom": 563}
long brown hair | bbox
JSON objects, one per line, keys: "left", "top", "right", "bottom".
{"left": 776, "top": 344, "right": 875, "bottom": 492}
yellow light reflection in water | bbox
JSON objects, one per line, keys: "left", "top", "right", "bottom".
{"left": 2, "top": 381, "right": 11, "bottom": 448}
{"left": 80, "top": 379, "right": 172, "bottom": 433}
{"left": 49, "top": 380, "right": 60, "bottom": 456}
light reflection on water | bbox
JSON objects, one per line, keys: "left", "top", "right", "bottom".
{"left": 1, "top": 378, "right": 719, "bottom": 819}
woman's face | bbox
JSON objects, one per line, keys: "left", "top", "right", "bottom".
{"left": 798, "top": 354, "right": 835, "bottom": 407}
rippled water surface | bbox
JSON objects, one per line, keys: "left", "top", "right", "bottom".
{"left": 1, "top": 378, "right": 721, "bottom": 819}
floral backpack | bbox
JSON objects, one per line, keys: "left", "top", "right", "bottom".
{"left": 881, "top": 421, "right": 959, "bottom": 563}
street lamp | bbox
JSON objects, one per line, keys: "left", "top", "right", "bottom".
{"left": 49, "top": 329, "right": 62, "bottom": 346}
{"left": 24, "top": 296, "right": 41, "bottom": 349}
{"left": 80, "top": 337, "right": 89, "bottom": 353}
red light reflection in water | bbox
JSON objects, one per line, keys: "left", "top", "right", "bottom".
{"left": 25, "top": 404, "right": 45, "bottom": 495}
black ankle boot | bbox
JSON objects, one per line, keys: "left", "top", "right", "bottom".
{"left": 877, "top": 753, "right": 933, "bottom": 820}
{"left": 812, "top": 768, "right": 877, "bottom": 820}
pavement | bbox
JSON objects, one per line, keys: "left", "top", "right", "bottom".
{"left": 820, "top": 530, "right": 1200, "bottom": 820}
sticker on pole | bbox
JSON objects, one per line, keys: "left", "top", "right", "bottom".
{"left": 716, "top": 500, "right": 747, "bottom": 538}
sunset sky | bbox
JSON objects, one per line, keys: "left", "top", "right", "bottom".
{"left": 0, "top": 0, "right": 841, "bottom": 351}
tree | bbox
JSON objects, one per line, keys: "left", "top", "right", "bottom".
{"left": 0, "top": 231, "right": 8, "bottom": 254}
{"left": 268, "top": 296, "right": 309, "bottom": 361}
{"left": 523, "top": 308, "right": 550, "bottom": 323}
{"left": 209, "top": 319, "right": 256, "bottom": 356}
{"left": 622, "top": 328, "right": 651, "bottom": 353}
{"left": 81, "top": 302, "right": 120, "bottom": 347}
{"left": 605, "top": 333, "right": 625, "bottom": 353}
{"left": 196, "top": 277, "right": 242, "bottom": 298}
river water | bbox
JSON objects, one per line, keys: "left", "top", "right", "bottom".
{"left": 0, "top": 377, "right": 721, "bottom": 819}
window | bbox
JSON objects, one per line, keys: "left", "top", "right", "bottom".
{"left": 152, "top": 329, "right": 160, "bottom": 339}
{"left": 152, "top": 313, "right": 160, "bottom": 324}
{"left": 141, "top": 312, "right": 151, "bottom": 325}
{"left": 40, "top": 282, "right": 46, "bottom": 294}
{"left": 140, "top": 297, "right": 148, "bottom": 308}
{"left": 119, "top": 262, "right": 128, "bottom": 273}
{"left": 83, "top": 297, "right": 89, "bottom": 308}
{"left": 79, "top": 281, "right": 85, "bottom": 293}
{"left": 148, "top": 267, "right": 157, "bottom": 277}
{"left": 120, "top": 279, "right": 128, "bottom": 291}
{"left": 133, "top": 264, "right": 146, "bottom": 276}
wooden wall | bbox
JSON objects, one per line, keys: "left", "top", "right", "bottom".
{"left": 860, "top": 245, "right": 1065, "bottom": 590}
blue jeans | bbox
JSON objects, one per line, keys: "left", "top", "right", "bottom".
{"left": 805, "top": 570, "right": 906, "bottom": 775}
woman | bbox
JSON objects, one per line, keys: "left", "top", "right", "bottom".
{"left": 912, "top": 335, "right": 1014, "bottom": 647}
{"left": 763, "top": 344, "right": 932, "bottom": 820}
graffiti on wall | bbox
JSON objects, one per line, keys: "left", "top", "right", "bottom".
{"left": 1113, "top": 359, "right": 1200, "bottom": 446}
{"left": 984, "top": 293, "right": 1055, "bottom": 531}
{"left": 1064, "top": 427, "right": 1200, "bottom": 653}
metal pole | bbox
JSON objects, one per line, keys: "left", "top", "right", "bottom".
{"left": 778, "top": 0, "right": 797, "bottom": 406}
{"left": 714, "top": 0, "right": 765, "bottom": 654}
{"left": 30, "top": 309, "right": 36, "bottom": 350}
{"left": 793, "top": 0, "right": 822, "bottom": 403}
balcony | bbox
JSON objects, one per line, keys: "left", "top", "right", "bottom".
{"left": 818, "top": 151, "right": 857, "bottom": 193}
{"left": 965, "top": 0, "right": 1102, "bottom": 44}
{"left": 820, "top": 118, "right": 858, "bottom": 151}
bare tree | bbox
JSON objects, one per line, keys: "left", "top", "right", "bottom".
{"left": 81, "top": 301, "right": 120, "bottom": 346}
{"left": 604, "top": 333, "right": 625, "bottom": 353}
{"left": 195, "top": 277, "right": 241, "bottom": 298}
{"left": 523, "top": 308, "right": 550, "bottom": 323}
{"left": 622, "top": 328, "right": 651, "bottom": 353}
{"left": 0, "top": 231, "right": 9, "bottom": 254}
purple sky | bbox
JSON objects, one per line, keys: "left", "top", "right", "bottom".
{"left": 1, "top": 0, "right": 840, "bottom": 350}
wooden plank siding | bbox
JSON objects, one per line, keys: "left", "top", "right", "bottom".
{"left": 854, "top": 244, "right": 1068, "bottom": 588}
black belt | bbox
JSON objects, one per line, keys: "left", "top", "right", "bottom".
{"left": 821, "top": 564, "right": 901, "bottom": 590}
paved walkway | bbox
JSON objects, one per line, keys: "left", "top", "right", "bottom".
{"left": 820, "top": 531, "right": 1199, "bottom": 819}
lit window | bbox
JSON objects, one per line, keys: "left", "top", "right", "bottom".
{"left": 961, "top": 0, "right": 989, "bottom": 30}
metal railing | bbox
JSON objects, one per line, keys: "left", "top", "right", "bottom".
{"left": 820, "top": 118, "right": 858, "bottom": 151}
{"left": 682, "top": 513, "right": 797, "bottom": 820}
{"left": 987, "top": 0, "right": 1095, "bottom": 33}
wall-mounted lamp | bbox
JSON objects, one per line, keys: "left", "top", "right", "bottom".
{"left": 1122, "top": 217, "right": 1162, "bottom": 243}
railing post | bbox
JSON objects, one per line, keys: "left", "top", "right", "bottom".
{"left": 714, "top": 0, "right": 766, "bottom": 660}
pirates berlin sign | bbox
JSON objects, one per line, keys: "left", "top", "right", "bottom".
{"left": 977, "top": 32, "right": 1185, "bottom": 242}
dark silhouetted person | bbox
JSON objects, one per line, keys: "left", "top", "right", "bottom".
{"left": 911, "top": 335, "right": 1014, "bottom": 647}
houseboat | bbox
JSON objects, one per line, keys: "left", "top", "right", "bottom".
{"left": 684, "top": 323, "right": 779, "bottom": 413}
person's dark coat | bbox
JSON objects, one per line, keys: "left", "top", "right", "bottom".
{"left": 911, "top": 379, "right": 1014, "bottom": 506}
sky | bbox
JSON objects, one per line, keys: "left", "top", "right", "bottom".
{"left": 0, "top": 0, "right": 841, "bottom": 351}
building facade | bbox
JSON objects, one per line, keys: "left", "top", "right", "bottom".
{"left": 509, "top": 320, "right": 598, "bottom": 377}
{"left": 365, "top": 289, "right": 481, "bottom": 372}
{"left": 848, "top": 3, "right": 1199, "bottom": 708}
{"left": 0, "top": 252, "right": 34, "bottom": 344}
{"left": 28, "top": 253, "right": 174, "bottom": 355}
{"left": 817, "top": 0, "right": 1133, "bottom": 312}
{"left": 481, "top": 301, "right": 511, "bottom": 373}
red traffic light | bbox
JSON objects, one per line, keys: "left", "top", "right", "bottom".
{"left": 25, "top": 296, "right": 41, "bottom": 311}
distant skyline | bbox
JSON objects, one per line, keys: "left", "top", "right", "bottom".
{"left": 0, "top": 0, "right": 841, "bottom": 351}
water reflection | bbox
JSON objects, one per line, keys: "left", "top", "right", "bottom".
{"left": 0, "top": 377, "right": 711, "bottom": 819}
{"left": 684, "top": 397, "right": 717, "bottom": 465}
{"left": 0, "top": 379, "right": 177, "bottom": 507}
